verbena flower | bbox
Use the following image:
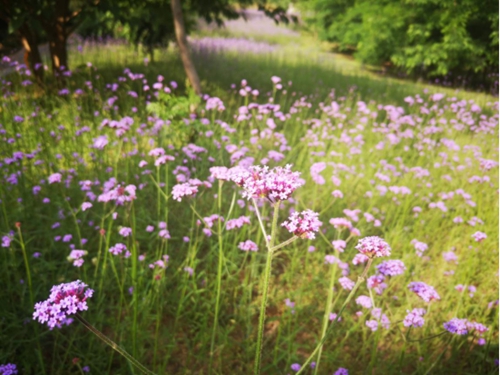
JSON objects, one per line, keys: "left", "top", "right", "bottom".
{"left": 444, "top": 318, "right": 469, "bottom": 335}
{"left": 329, "top": 217, "right": 352, "bottom": 230}
{"left": 355, "top": 236, "right": 391, "bottom": 258}
{"left": 239, "top": 165, "right": 304, "bottom": 202}
{"left": 403, "top": 308, "right": 426, "bottom": 328}
{"left": 238, "top": 240, "right": 258, "bottom": 252}
{"left": 33, "top": 280, "right": 94, "bottom": 329}
{"left": 282, "top": 209, "right": 322, "bottom": 239}
{"left": 0, "top": 363, "right": 18, "bottom": 375}
{"left": 172, "top": 182, "right": 198, "bottom": 202}
{"left": 472, "top": 231, "right": 487, "bottom": 242}
{"left": 376, "top": 260, "right": 406, "bottom": 276}
{"left": 408, "top": 281, "right": 441, "bottom": 302}
{"left": 334, "top": 367, "right": 349, "bottom": 375}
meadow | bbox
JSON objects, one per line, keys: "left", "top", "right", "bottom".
{"left": 0, "top": 21, "right": 498, "bottom": 375}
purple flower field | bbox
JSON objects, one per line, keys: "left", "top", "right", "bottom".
{"left": 0, "top": 43, "right": 498, "bottom": 374}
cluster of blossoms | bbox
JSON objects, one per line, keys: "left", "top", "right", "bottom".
{"left": 366, "top": 308, "right": 390, "bottom": 331}
{"left": 226, "top": 216, "right": 251, "bottom": 230}
{"left": 238, "top": 165, "right": 304, "bottom": 202}
{"left": 67, "top": 250, "right": 87, "bottom": 267}
{"left": 172, "top": 179, "right": 210, "bottom": 202}
{"left": 33, "top": 280, "right": 94, "bottom": 329}
{"left": 355, "top": 236, "right": 391, "bottom": 259}
{"left": 411, "top": 239, "right": 428, "bottom": 257}
{"left": 281, "top": 209, "right": 322, "bottom": 239}
{"left": 443, "top": 318, "right": 488, "bottom": 338}
{"left": 408, "top": 281, "right": 441, "bottom": 302}
{"left": 238, "top": 240, "right": 258, "bottom": 252}
{"left": 0, "top": 364, "right": 17, "bottom": 375}
{"left": 109, "top": 243, "right": 130, "bottom": 258}
{"left": 376, "top": 260, "right": 406, "bottom": 276}
{"left": 98, "top": 184, "right": 137, "bottom": 204}
{"left": 403, "top": 308, "right": 427, "bottom": 328}
{"left": 472, "top": 231, "right": 487, "bottom": 242}
{"left": 149, "top": 255, "right": 170, "bottom": 270}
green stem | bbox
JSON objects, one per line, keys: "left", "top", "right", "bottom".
{"left": 254, "top": 201, "right": 280, "bottom": 375}
{"left": 296, "top": 258, "right": 373, "bottom": 375}
{"left": 270, "top": 236, "right": 298, "bottom": 252}
{"left": 75, "top": 313, "right": 156, "bottom": 375}
{"left": 313, "top": 256, "right": 338, "bottom": 375}
{"left": 209, "top": 180, "right": 225, "bottom": 372}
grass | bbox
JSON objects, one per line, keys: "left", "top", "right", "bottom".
{"left": 0, "top": 21, "right": 498, "bottom": 375}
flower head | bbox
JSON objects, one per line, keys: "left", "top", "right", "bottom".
{"left": 444, "top": 318, "right": 469, "bottom": 335}
{"left": 239, "top": 165, "right": 304, "bottom": 202}
{"left": 0, "top": 363, "right": 18, "bottom": 375}
{"left": 33, "top": 280, "right": 94, "bottom": 329}
{"left": 408, "top": 281, "right": 441, "bottom": 302}
{"left": 403, "top": 308, "right": 426, "bottom": 328}
{"left": 355, "top": 236, "right": 391, "bottom": 259}
{"left": 376, "top": 260, "right": 406, "bottom": 276}
{"left": 282, "top": 209, "right": 322, "bottom": 239}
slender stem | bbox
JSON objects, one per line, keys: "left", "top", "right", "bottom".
{"left": 209, "top": 180, "right": 225, "bottom": 372}
{"left": 16, "top": 226, "right": 33, "bottom": 306}
{"left": 75, "top": 313, "right": 156, "bottom": 375}
{"left": 296, "top": 258, "right": 373, "bottom": 375}
{"left": 252, "top": 199, "right": 270, "bottom": 248}
{"left": 313, "top": 257, "right": 338, "bottom": 375}
{"left": 254, "top": 202, "right": 280, "bottom": 375}
{"left": 270, "top": 236, "right": 298, "bottom": 252}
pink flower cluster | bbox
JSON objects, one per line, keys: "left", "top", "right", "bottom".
{"left": 408, "top": 281, "right": 441, "bottom": 302}
{"left": 238, "top": 165, "right": 304, "bottom": 202}
{"left": 403, "top": 308, "right": 426, "bottom": 328}
{"left": 282, "top": 209, "right": 322, "bottom": 239}
{"left": 443, "top": 318, "right": 488, "bottom": 336}
{"left": 355, "top": 236, "right": 391, "bottom": 259}
{"left": 33, "top": 280, "right": 94, "bottom": 329}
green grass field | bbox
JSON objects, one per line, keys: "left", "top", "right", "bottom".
{"left": 0, "top": 20, "right": 498, "bottom": 375}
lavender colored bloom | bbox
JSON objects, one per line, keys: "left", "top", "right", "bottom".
{"left": 48, "top": 173, "right": 62, "bottom": 184}
{"left": 226, "top": 216, "right": 251, "bottom": 230}
{"left": 366, "top": 319, "right": 379, "bottom": 331}
{"left": 62, "top": 234, "right": 72, "bottom": 243}
{"left": 33, "top": 280, "right": 94, "bottom": 329}
{"left": 367, "top": 274, "right": 387, "bottom": 295}
{"left": 238, "top": 240, "right": 258, "bottom": 252}
{"left": 239, "top": 165, "right": 304, "bottom": 202}
{"left": 403, "top": 308, "right": 426, "bottom": 328}
{"left": 209, "top": 166, "right": 230, "bottom": 180}
{"left": 329, "top": 217, "right": 352, "bottom": 230}
{"left": 0, "top": 363, "right": 18, "bottom": 375}
{"left": 339, "top": 276, "right": 355, "bottom": 290}
{"left": 109, "top": 243, "right": 127, "bottom": 256}
{"left": 159, "top": 229, "right": 170, "bottom": 239}
{"left": 355, "top": 295, "right": 372, "bottom": 309}
{"left": 68, "top": 250, "right": 87, "bottom": 267}
{"left": 119, "top": 227, "right": 132, "bottom": 237}
{"left": 331, "top": 240, "right": 346, "bottom": 252}
{"left": 93, "top": 135, "right": 108, "bottom": 149}
{"left": 81, "top": 202, "right": 92, "bottom": 211}
{"left": 290, "top": 363, "right": 301, "bottom": 372}
{"left": 472, "top": 231, "right": 487, "bottom": 242}
{"left": 333, "top": 368, "right": 349, "bottom": 375}
{"left": 2, "top": 234, "right": 13, "bottom": 247}
{"left": 355, "top": 236, "right": 391, "bottom": 259}
{"left": 444, "top": 318, "right": 469, "bottom": 335}
{"left": 282, "top": 209, "right": 322, "bottom": 239}
{"left": 376, "top": 260, "right": 406, "bottom": 276}
{"left": 408, "top": 281, "right": 441, "bottom": 302}
{"left": 172, "top": 183, "right": 198, "bottom": 202}
{"left": 146, "top": 225, "right": 154, "bottom": 232}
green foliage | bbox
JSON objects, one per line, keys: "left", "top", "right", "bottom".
{"left": 298, "top": 0, "right": 499, "bottom": 81}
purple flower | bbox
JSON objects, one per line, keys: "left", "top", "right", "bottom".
{"left": 339, "top": 276, "right": 355, "bottom": 290}
{"left": 282, "top": 209, "right": 322, "bottom": 239}
{"left": 333, "top": 368, "right": 349, "bottom": 375}
{"left": 376, "top": 260, "right": 406, "bottom": 276}
{"left": 33, "top": 280, "right": 94, "bottom": 329}
{"left": 444, "top": 318, "right": 469, "bottom": 335}
{"left": 159, "top": 229, "right": 170, "bottom": 239}
{"left": 355, "top": 295, "right": 372, "bottom": 309}
{"left": 81, "top": 202, "right": 92, "bottom": 211}
{"left": 146, "top": 225, "right": 154, "bottom": 232}
{"left": 331, "top": 240, "right": 346, "bottom": 252}
{"left": 68, "top": 250, "right": 87, "bottom": 267}
{"left": 172, "top": 183, "right": 198, "bottom": 202}
{"left": 119, "top": 227, "right": 132, "bottom": 237}
{"left": 408, "top": 281, "right": 440, "bottom": 302}
{"left": 355, "top": 236, "right": 391, "bottom": 259}
{"left": 226, "top": 216, "right": 251, "bottom": 230}
{"left": 238, "top": 240, "right": 258, "bottom": 252}
{"left": 329, "top": 217, "right": 352, "bottom": 230}
{"left": 290, "top": 363, "right": 301, "bottom": 372}
{"left": 109, "top": 243, "right": 127, "bottom": 256}
{"left": 1, "top": 234, "right": 13, "bottom": 248}
{"left": 48, "top": 173, "right": 62, "bottom": 184}
{"left": 93, "top": 135, "right": 108, "bottom": 149}
{"left": 472, "top": 231, "right": 487, "bottom": 242}
{"left": 403, "top": 308, "right": 426, "bottom": 328}
{"left": 239, "top": 165, "right": 304, "bottom": 202}
{"left": 0, "top": 363, "right": 18, "bottom": 375}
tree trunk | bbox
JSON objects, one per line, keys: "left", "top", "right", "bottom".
{"left": 170, "top": 0, "right": 202, "bottom": 95}
{"left": 19, "top": 24, "right": 44, "bottom": 83}
{"left": 41, "top": 0, "right": 70, "bottom": 75}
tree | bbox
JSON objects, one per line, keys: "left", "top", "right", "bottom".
{"left": 297, "top": 0, "right": 499, "bottom": 87}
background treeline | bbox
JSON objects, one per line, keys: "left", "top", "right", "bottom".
{"left": 297, "top": 0, "right": 499, "bottom": 91}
